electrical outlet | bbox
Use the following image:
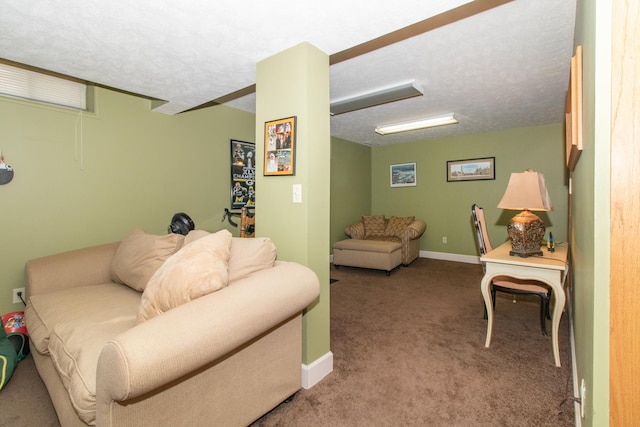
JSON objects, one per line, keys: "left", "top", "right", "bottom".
{"left": 442, "top": 236, "right": 447, "bottom": 244}
{"left": 12, "top": 287, "right": 25, "bottom": 304}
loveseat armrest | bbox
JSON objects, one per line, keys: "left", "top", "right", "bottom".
{"left": 400, "top": 219, "right": 427, "bottom": 242}
{"left": 397, "top": 219, "right": 426, "bottom": 266}
{"left": 25, "top": 242, "right": 120, "bottom": 297}
{"left": 344, "top": 221, "right": 365, "bottom": 239}
{"left": 96, "top": 261, "right": 320, "bottom": 402}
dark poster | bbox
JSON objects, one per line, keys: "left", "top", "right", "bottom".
{"left": 230, "top": 140, "right": 256, "bottom": 209}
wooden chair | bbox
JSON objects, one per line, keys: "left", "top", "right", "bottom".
{"left": 472, "top": 204, "right": 551, "bottom": 335}
{"left": 240, "top": 207, "right": 255, "bottom": 238}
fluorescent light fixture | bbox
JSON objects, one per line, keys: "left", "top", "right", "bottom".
{"left": 375, "top": 114, "right": 458, "bottom": 135}
{"left": 330, "top": 81, "right": 423, "bottom": 115}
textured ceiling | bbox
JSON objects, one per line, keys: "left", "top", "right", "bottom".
{"left": 0, "top": 0, "right": 576, "bottom": 146}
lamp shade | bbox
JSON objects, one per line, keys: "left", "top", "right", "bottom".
{"left": 497, "top": 170, "right": 553, "bottom": 212}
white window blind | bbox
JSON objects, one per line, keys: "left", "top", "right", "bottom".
{"left": 0, "top": 63, "right": 86, "bottom": 110}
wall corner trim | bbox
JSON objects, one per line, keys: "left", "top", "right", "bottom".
{"left": 301, "top": 351, "right": 333, "bottom": 389}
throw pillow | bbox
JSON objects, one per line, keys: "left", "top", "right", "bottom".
{"left": 136, "top": 229, "right": 233, "bottom": 323}
{"left": 111, "top": 229, "right": 185, "bottom": 292}
{"left": 384, "top": 216, "right": 415, "bottom": 237}
{"left": 362, "top": 215, "right": 386, "bottom": 237}
{"left": 183, "top": 230, "right": 278, "bottom": 283}
{"left": 184, "top": 229, "right": 210, "bottom": 246}
{"left": 228, "top": 237, "right": 277, "bottom": 282}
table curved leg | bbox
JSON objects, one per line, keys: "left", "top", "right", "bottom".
{"left": 551, "top": 287, "right": 566, "bottom": 367}
{"left": 481, "top": 274, "right": 494, "bottom": 347}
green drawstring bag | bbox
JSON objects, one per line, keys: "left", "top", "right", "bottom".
{"left": 0, "top": 324, "right": 18, "bottom": 390}
{"left": 7, "top": 332, "right": 29, "bottom": 361}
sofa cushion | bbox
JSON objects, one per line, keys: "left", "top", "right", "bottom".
{"left": 26, "top": 283, "right": 140, "bottom": 425}
{"left": 25, "top": 283, "right": 140, "bottom": 357}
{"left": 110, "top": 229, "right": 185, "bottom": 292}
{"left": 137, "top": 229, "right": 233, "bottom": 323}
{"left": 383, "top": 216, "right": 415, "bottom": 237}
{"left": 362, "top": 215, "right": 386, "bottom": 237}
{"left": 184, "top": 229, "right": 210, "bottom": 246}
{"left": 364, "top": 235, "right": 401, "bottom": 244}
{"left": 184, "top": 230, "right": 277, "bottom": 282}
{"left": 228, "top": 237, "right": 277, "bottom": 282}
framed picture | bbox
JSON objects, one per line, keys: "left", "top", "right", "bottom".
{"left": 264, "top": 116, "right": 296, "bottom": 176}
{"left": 566, "top": 45, "right": 583, "bottom": 171}
{"left": 230, "top": 140, "right": 256, "bottom": 209}
{"left": 447, "top": 157, "right": 495, "bottom": 182}
{"left": 390, "top": 162, "right": 417, "bottom": 187}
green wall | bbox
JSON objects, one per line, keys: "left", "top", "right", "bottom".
{"left": 571, "top": 0, "right": 611, "bottom": 424}
{"left": 0, "top": 87, "right": 255, "bottom": 314}
{"left": 330, "top": 136, "right": 371, "bottom": 246}
{"left": 370, "top": 123, "right": 568, "bottom": 256}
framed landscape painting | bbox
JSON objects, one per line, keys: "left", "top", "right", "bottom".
{"left": 447, "top": 157, "right": 495, "bottom": 182}
{"left": 390, "top": 163, "right": 417, "bottom": 187}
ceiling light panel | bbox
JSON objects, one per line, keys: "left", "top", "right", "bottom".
{"left": 330, "top": 81, "right": 423, "bottom": 115}
{"left": 375, "top": 114, "right": 458, "bottom": 135}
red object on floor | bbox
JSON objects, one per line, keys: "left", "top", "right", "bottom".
{"left": 2, "top": 311, "right": 28, "bottom": 335}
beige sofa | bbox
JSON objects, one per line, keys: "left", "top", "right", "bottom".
{"left": 342, "top": 215, "right": 426, "bottom": 266}
{"left": 24, "top": 229, "right": 319, "bottom": 427}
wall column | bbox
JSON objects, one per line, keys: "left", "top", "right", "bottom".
{"left": 255, "top": 42, "right": 332, "bottom": 386}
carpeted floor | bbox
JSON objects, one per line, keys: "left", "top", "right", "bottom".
{"left": 0, "top": 350, "right": 59, "bottom": 426}
{"left": 0, "top": 258, "right": 574, "bottom": 426}
{"left": 253, "top": 258, "right": 574, "bottom": 426}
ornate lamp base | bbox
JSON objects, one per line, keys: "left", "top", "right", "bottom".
{"left": 507, "top": 210, "right": 545, "bottom": 257}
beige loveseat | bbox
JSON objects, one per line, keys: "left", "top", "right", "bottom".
{"left": 343, "top": 215, "right": 426, "bottom": 266}
{"left": 24, "top": 229, "right": 319, "bottom": 427}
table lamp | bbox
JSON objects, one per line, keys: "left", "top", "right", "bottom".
{"left": 497, "top": 170, "right": 553, "bottom": 257}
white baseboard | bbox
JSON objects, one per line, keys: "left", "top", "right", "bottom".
{"left": 421, "top": 250, "right": 481, "bottom": 264}
{"left": 301, "top": 351, "right": 333, "bottom": 389}
{"left": 331, "top": 250, "right": 480, "bottom": 266}
{"left": 566, "top": 282, "right": 582, "bottom": 426}
{"left": 571, "top": 311, "right": 581, "bottom": 427}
